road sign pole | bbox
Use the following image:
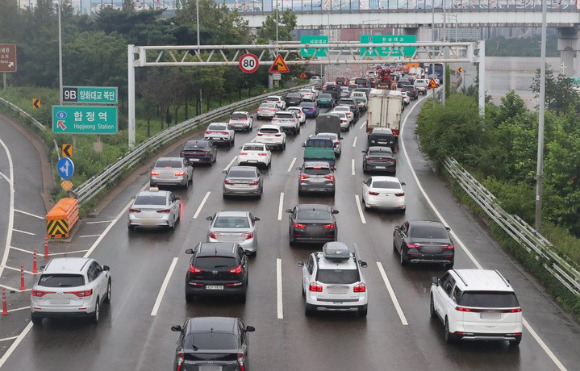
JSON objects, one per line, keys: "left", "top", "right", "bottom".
{"left": 128, "top": 44, "right": 136, "bottom": 150}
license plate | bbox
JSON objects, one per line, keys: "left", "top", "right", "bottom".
{"left": 378, "top": 141, "right": 387, "bottom": 144}
{"left": 206, "top": 285, "right": 224, "bottom": 290}
{"left": 232, "top": 184, "right": 249, "bottom": 187}
{"left": 191, "top": 158, "right": 200, "bottom": 162}
{"left": 375, "top": 166, "right": 385, "bottom": 169}
{"left": 50, "top": 299, "right": 70, "bottom": 304}
{"left": 199, "top": 366, "right": 222, "bottom": 371}
{"left": 480, "top": 312, "right": 501, "bottom": 319}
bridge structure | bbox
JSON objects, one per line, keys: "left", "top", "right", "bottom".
{"left": 223, "top": 0, "right": 580, "bottom": 75}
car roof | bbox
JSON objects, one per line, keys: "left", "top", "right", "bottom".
{"left": 371, "top": 128, "right": 393, "bottom": 134}
{"left": 451, "top": 269, "right": 514, "bottom": 292}
{"left": 155, "top": 157, "right": 184, "bottom": 162}
{"left": 197, "top": 242, "right": 239, "bottom": 256}
{"left": 259, "top": 124, "right": 281, "bottom": 130}
{"left": 231, "top": 111, "right": 248, "bottom": 115}
{"left": 215, "top": 211, "right": 250, "bottom": 218}
{"left": 186, "top": 317, "right": 238, "bottom": 334}
{"left": 370, "top": 176, "right": 401, "bottom": 183}
{"left": 295, "top": 203, "right": 331, "bottom": 211}
{"left": 136, "top": 190, "right": 170, "bottom": 197}
{"left": 43, "top": 258, "right": 92, "bottom": 274}
{"left": 303, "top": 161, "right": 331, "bottom": 168}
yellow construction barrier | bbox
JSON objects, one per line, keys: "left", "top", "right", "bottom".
{"left": 46, "top": 198, "right": 79, "bottom": 239}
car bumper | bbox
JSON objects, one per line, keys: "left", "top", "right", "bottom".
{"left": 299, "top": 184, "right": 335, "bottom": 193}
{"left": 204, "top": 137, "right": 231, "bottom": 144}
{"left": 230, "top": 123, "right": 251, "bottom": 130}
{"left": 186, "top": 283, "right": 247, "bottom": 297}
{"left": 364, "top": 164, "right": 396, "bottom": 173}
{"left": 223, "top": 185, "right": 261, "bottom": 196}
{"left": 150, "top": 177, "right": 188, "bottom": 187}
{"left": 365, "top": 197, "right": 405, "bottom": 210}
{"left": 292, "top": 231, "right": 336, "bottom": 243}
{"left": 184, "top": 156, "right": 213, "bottom": 164}
{"left": 128, "top": 215, "right": 171, "bottom": 227}
{"left": 255, "top": 140, "right": 284, "bottom": 148}
{"left": 238, "top": 158, "right": 268, "bottom": 167}
{"left": 305, "top": 298, "right": 367, "bottom": 312}
{"left": 31, "top": 302, "right": 97, "bottom": 317}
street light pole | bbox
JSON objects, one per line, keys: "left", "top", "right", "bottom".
{"left": 275, "top": 1, "right": 279, "bottom": 46}
{"left": 58, "top": 0, "right": 63, "bottom": 105}
{"left": 535, "top": 0, "right": 547, "bottom": 231}
{"left": 196, "top": 0, "right": 200, "bottom": 51}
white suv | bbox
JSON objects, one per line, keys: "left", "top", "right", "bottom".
{"left": 31, "top": 257, "right": 112, "bottom": 325}
{"left": 271, "top": 111, "right": 300, "bottom": 135}
{"left": 265, "top": 95, "right": 286, "bottom": 110}
{"left": 430, "top": 269, "right": 523, "bottom": 345}
{"left": 255, "top": 124, "right": 286, "bottom": 151}
{"left": 299, "top": 242, "right": 368, "bottom": 317}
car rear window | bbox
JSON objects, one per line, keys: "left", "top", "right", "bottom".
{"left": 227, "top": 169, "right": 256, "bottom": 178}
{"left": 275, "top": 113, "right": 294, "bottom": 119}
{"left": 410, "top": 226, "right": 448, "bottom": 239}
{"left": 208, "top": 124, "right": 227, "bottom": 131}
{"left": 38, "top": 274, "right": 85, "bottom": 287}
{"left": 371, "top": 181, "right": 400, "bottom": 189}
{"left": 304, "top": 167, "right": 331, "bottom": 175}
{"left": 266, "top": 97, "right": 280, "bottom": 102}
{"left": 296, "top": 210, "right": 330, "bottom": 220}
{"left": 261, "top": 103, "right": 276, "bottom": 108}
{"left": 317, "top": 269, "right": 359, "bottom": 284}
{"left": 185, "top": 333, "right": 238, "bottom": 353}
{"left": 155, "top": 159, "right": 183, "bottom": 168}
{"left": 184, "top": 141, "right": 207, "bottom": 150}
{"left": 231, "top": 113, "right": 247, "bottom": 120}
{"left": 319, "top": 94, "right": 332, "bottom": 99}
{"left": 458, "top": 291, "right": 520, "bottom": 308}
{"left": 134, "top": 195, "right": 167, "bottom": 205}
{"left": 194, "top": 256, "right": 238, "bottom": 269}
{"left": 287, "top": 93, "right": 301, "bottom": 98}
{"left": 214, "top": 216, "right": 250, "bottom": 228}
{"left": 306, "top": 139, "right": 333, "bottom": 148}
{"left": 242, "top": 144, "right": 265, "bottom": 151}
{"left": 371, "top": 134, "right": 393, "bottom": 140}
{"left": 368, "top": 149, "right": 391, "bottom": 156}
{"left": 259, "top": 128, "right": 279, "bottom": 134}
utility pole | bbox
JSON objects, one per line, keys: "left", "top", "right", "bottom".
{"left": 535, "top": 0, "right": 547, "bottom": 231}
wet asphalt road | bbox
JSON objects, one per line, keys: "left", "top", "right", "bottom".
{"left": 0, "top": 96, "right": 579, "bottom": 370}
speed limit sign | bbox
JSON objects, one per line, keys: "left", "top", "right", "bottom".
{"left": 239, "top": 53, "right": 259, "bottom": 73}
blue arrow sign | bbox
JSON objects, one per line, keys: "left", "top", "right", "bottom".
{"left": 57, "top": 157, "right": 74, "bottom": 180}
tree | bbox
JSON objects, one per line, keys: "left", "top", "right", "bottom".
{"left": 531, "top": 66, "right": 580, "bottom": 114}
{"left": 256, "top": 9, "right": 297, "bottom": 44}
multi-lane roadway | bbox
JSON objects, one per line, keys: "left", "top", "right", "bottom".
{"left": 0, "top": 95, "right": 578, "bottom": 370}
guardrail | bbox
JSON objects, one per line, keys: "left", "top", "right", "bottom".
{"left": 443, "top": 157, "right": 580, "bottom": 297}
{"left": 0, "top": 96, "right": 45, "bottom": 131}
{"left": 72, "top": 85, "right": 307, "bottom": 205}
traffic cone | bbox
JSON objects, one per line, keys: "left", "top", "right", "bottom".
{"left": 1, "top": 288, "right": 8, "bottom": 316}
{"left": 20, "top": 265, "right": 25, "bottom": 291}
{"left": 44, "top": 235, "right": 49, "bottom": 258}
{"left": 32, "top": 250, "right": 38, "bottom": 274}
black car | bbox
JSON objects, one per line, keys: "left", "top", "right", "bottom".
{"left": 397, "top": 76, "right": 414, "bottom": 88}
{"left": 285, "top": 92, "right": 302, "bottom": 107}
{"left": 400, "top": 84, "right": 418, "bottom": 100}
{"left": 367, "top": 128, "right": 395, "bottom": 151}
{"left": 393, "top": 220, "right": 454, "bottom": 269}
{"left": 338, "top": 98, "right": 360, "bottom": 121}
{"left": 354, "top": 77, "right": 370, "bottom": 88}
{"left": 185, "top": 242, "right": 251, "bottom": 303}
{"left": 335, "top": 77, "right": 349, "bottom": 86}
{"left": 362, "top": 146, "right": 396, "bottom": 174}
{"left": 171, "top": 317, "right": 255, "bottom": 371}
{"left": 180, "top": 140, "right": 217, "bottom": 165}
{"left": 286, "top": 204, "right": 338, "bottom": 246}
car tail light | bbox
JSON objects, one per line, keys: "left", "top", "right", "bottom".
{"left": 32, "top": 290, "right": 55, "bottom": 297}
{"left": 150, "top": 171, "right": 160, "bottom": 176}
{"left": 209, "top": 232, "right": 220, "bottom": 239}
{"left": 204, "top": 131, "right": 211, "bottom": 135}
{"left": 129, "top": 208, "right": 141, "bottom": 213}
{"left": 257, "top": 133, "right": 263, "bottom": 136}
{"left": 324, "top": 174, "right": 334, "bottom": 182}
{"left": 224, "top": 180, "right": 234, "bottom": 185}
{"left": 228, "top": 265, "right": 242, "bottom": 275}
{"left": 174, "top": 171, "right": 185, "bottom": 176}
{"left": 300, "top": 174, "right": 309, "bottom": 180}
{"left": 237, "top": 352, "right": 246, "bottom": 371}
{"left": 293, "top": 223, "right": 306, "bottom": 229}
{"left": 242, "top": 232, "right": 254, "bottom": 240}
{"left": 275, "top": 134, "right": 282, "bottom": 137}
{"left": 249, "top": 181, "right": 259, "bottom": 186}
{"left": 180, "top": 150, "right": 185, "bottom": 156}
{"left": 323, "top": 224, "right": 335, "bottom": 229}
{"left": 309, "top": 282, "right": 323, "bottom": 292}
{"left": 239, "top": 152, "right": 248, "bottom": 156}
{"left": 368, "top": 191, "right": 379, "bottom": 196}
{"left": 395, "top": 192, "right": 405, "bottom": 197}
{"left": 157, "top": 209, "right": 171, "bottom": 214}
{"left": 189, "top": 266, "right": 202, "bottom": 274}
{"left": 333, "top": 141, "right": 340, "bottom": 146}
{"left": 69, "top": 289, "right": 93, "bottom": 297}
{"left": 220, "top": 132, "right": 229, "bottom": 135}
{"left": 443, "top": 244, "right": 455, "bottom": 250}
{"left": 407, "top": 243, "right": 421, "bottom": 249}
{"left": 257, "top": 108, "right": 262, "bottom": 112}
{"left": 258, "top": 152, "right": 267, "bottom": 156}
{"left": 176, "top": 351, "right": 184, "bottom": 371}
{"left": 354, "top": 283, "right": 366, "bottom": 293}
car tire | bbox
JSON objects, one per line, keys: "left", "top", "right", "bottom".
{"left": 31, "top": 315, "right": 43, "bottom": 326}
{"left": 393, "top": 241, "right": 398, "bottom": 253}
{"left": 430, "top": 294, "right": 436, "bottom": 319}
{"left": 222, "top": 193, "right": 228, "bottom": 199}
{"left": 509, "top": 337, "right": 522, "bottom": 346}
{"left": 92, "top": 300, "right": 100, "bottom": 324}
{"left": 282, "top": 142, "right": 286, "bottom": 150}
{"left": 305, "top": 305, "right": 314, "bottom": 317}
{"left": 359, "top": 307, "right": 368, "bottom": 318}
{"left": 444, "top": 261, "right": 454, "bottom": 270}
{"left": 399, "top": 249, "right": 408, "bottom": 266}
{"left": 185, "top": 293, "right": 195, "bottom": 303}
{"left": 104, "top": 279, "right": 112, "bottom": 304}
{"left": 289, "top": 232, "right": 296, "bottom": 247}
{"left": 128, "top": 225, "right": 135, "bottom": 231}
{"left": 185, "top": 178, "right": 189, "bottom": 189}
{"left": 169, "top": 217, "right": 176, "bottom": 231}
{"left": 444, "top": 318, "right": 456, "bottom": 344}
{"left": 239, "top": 293, "right": 247, "bottom": 304}
{"left": 346, "top": 126, "right": 350, "bottom": 132}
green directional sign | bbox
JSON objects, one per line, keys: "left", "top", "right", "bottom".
{"left": 62, "top": 86, "right": 118, "bottom": 104}
{"left": 52, "top": 105, "right": 118, "bottom": 134}
{"left": 300, "top": 35, "right": 329, "bottom": 58}
{"left": 360, "top": 35, "right": 417, "bottom": 57}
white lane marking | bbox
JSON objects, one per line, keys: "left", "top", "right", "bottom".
{"left": 354, "top": 195, "right": 367, "bottom": 224}
{"left": 0, "top": 139, "right": 15, "bottom": 280}
{"left": 0, "top": 336, "right": 19, "bottom": 343}
{"left": 83, "top": 199, "right": 134, "bottom": 259}
{"left": 377, "top": 262, "right": 408, "bottom": 326}
{"left": 287, "top": 157, "right": 296, "bottom": 172}
{"left": 223, "top": 156, "right": 238, "bottom": 173}
{"left": 151, "top": 257, "right": 178, "bottom": 316}
{"left": 193, "top": 192, "right": 211, "bottom": 219}
{"left": 0, "top": 323, "right": 32, "bottom": 368}
{"left": 359, "top": 121, "right": 366, "bottom": 130}
{"left": 45, "top": 250, "right": 88, "bottom": 257}
{"left": 351, "top": 159, "right": 355, "bottom": 176}
{"left": 277, "top": 193, "right": 284, "bottom": 221}
{"left": 8, "top": 246, "right": 34, "bottom": 255}
{"left": 0, "top": 284, "right": 20, "bottom": 291}
{"left": 0, "top": 171, "right": 9, "bottom": 182}
{"left": 85, "top": 220, "right": 113, "bottom": 224}
{"left": 352, "top": 136, "right": 357, "bottom": 148}
{"left": 401, "top": 94, "right": 566, "bottom": 371}
{"left": 7, "top": 306, "right": 30, "bottom": 313}
{"left": 79, "top": 234, "right": 102, "bottom": 238}
{"left": 277, "top": 258, "right": 283, "bottom": 319}
{"left": 12, "top": 229, "right": 35, "bottom": 236}
{"left": 14, "top": 209, "right": 43, "bottom": 219}
{"left": 4, "top": 266, "right": 35, "bottom": 275}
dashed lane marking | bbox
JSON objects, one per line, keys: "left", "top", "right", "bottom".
{"left": 359, "top": 121, "right": 366, "bottom": 130}
{"left": 287, "top": 157, "right": 296, "bottom": 172}
{"left": 85, "top": 220, "right": 113, "bottom": 224}
{"left": 79, "top": 234, "right": 102, "bottom": 238}
{"left": 377, "top": 262, "right": 408, "bottom": 326}
{"left": 151, "top": 257, "right": 178, "bottom": 316}
{"left": 278, "top": 193, "right": 284, "bottom": 221}
{"left": 277, "top": 258, "right": 283, "bottom": 319}
{"left": 352, "top": 136, "right": 357, "bottom": 148}
{"left": 14, "top": 209, "right": 43, "bottom": 219}
{"left": 193, "top": 192, "right": 211, "bottom": 219}
{"left": 7, "top": 306, "right": 30, "bottom": 313}
{"left": 351, "top": 159, "right": 355, "bottom": 176}
{"left": 13, "top": 229, "right": 35, "bottom": 236}
{"left": 223, "top": 156, "right": 238, "bottom": 173}
{"left": 354, "top": 195, "right": 366, "bottom": 224}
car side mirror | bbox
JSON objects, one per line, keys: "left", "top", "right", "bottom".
{"left": 297, "top": 261, "right": 304, "bottom": 267}
{"left": 394, "top": 226, "right": 400, "bottom": 231}
{"left": 245, "top": 326, "right": 256, "bottom": 332}
{"left": 359, "top": 261, "right": 368, "bottom": 268}
{"left": 222, "top": 170, "right": 228, "bottom": 174}
{"left": 332, "top": 210, "right": 339, "bottom": 214}
{"left": 103, "top": 265, "right": 110, "bottom": 271}
{"left": 361, "top": 151, "right": 366, "bottom": 153}
{"left": 185, "top": 249, "right": 194, "bottom": 254}
{"left": 206, "top": 216, "right": 213, "bottom": 221}
{"left": 171, "top": 325, "right": 182, "bottom": 332}
{"left": 431, "top": 277, "right": 439, "bottom": 286}
{"left": 285, "top": 209, "right": 293, "bottom": 213}
{"left": 40, "top": 265, "right": 45, "bottom": 270}
{"left": 244, "top": 250, "right": 252, "bottom": 256}
{"left": 445, "top": 227, "right": 450, "bottom": 231}
{"left": 401, "top": 182, "right": 406, "bottom": 186}
{"left": 174, "top": 196, "right": 181, "bottom": 200}
{"left": 253, "top": 217, "right": 260, "bottom": 221}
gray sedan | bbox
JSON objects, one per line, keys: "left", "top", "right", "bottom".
{"left": 149, "top": 157, "right": 193, "bottom": 189}
{"left": 206, "top": 211, "right": 260, "bottom": 255}
{"left": 128, "top": 189, "right": 181, "bottom": 231}
{"left": 223, "top": 166, "right": 263, "bottom": 199}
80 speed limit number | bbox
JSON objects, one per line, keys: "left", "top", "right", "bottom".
{"left": 239, "top": 53, "right": 259, "bottom": 73}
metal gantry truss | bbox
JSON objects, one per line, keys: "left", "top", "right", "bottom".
{"left": 127, "top": 41, "right": 485, "bottom": 149}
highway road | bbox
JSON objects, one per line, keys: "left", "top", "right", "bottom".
{"left": 0, "top": 95, "right": 579, "bottom": 370}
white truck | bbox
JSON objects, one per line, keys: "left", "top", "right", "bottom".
{"left": 365, "top": 89, "right": 403, "bottom": 140}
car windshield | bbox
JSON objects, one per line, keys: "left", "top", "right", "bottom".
{"left": 213, "top": 216, "right": 250, "bottom": 229}
{"left": 259, "top": 128, "right": 279, "bottom": 134}
{"left": 155, "top": 159, "right": 183, "bottom": 168}
{"left": 296, "top": 210, "right": 330, "bottom": 220}
{"left": 227, "top": 170, "right": 256, "bottom": 178}
{"left": 304, "top": 168, "right": 331, "bottom": 175}
{"left": 134, "top": 195, "right": 167, "bottom": 205}
{"left": 194, "top": 256, "right": 238, "bottom": 269}
{"left": 371, "top": 181, "right": 400, "bottom": 189}
{"left": 184, "top": 142, "right": 207, "bottom": 150}
{"left": 261, "top": 103, "right": 276, "bottom": 108}
{"left": 231, "top": 113, "right": 247, "bottom": 120}
{"left": 319, "top": 94, "right": 332, "bottom": 99}
{"left": 242, "top": 144, "right": 265, "bottom": 151}
{"left": 317, "top": 269, "right": 359, "bottom": 284}
{"left": 410, "top": 226, "right": 448, "bottom": 239}
{"left": 38, "top": 274, "right": 85, "bottom": 287}
{"left": 457, "top": 291, "right": 520, "bottom": 308}
{"left": 266, "top": 97, "right": 280, "bottom": 102}
{"left": 208, "top": 124, "right": 227, "bottom": 131}
{"left": 185, "top": 333, "right": 238, "bottom": 353}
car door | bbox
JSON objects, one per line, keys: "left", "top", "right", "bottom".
{"left": 303, "top": 254, "right": 315, "bottom": 292}
{"left": 169, "top": 193, "right": 179, "bottom": 220}
{"left": 92, "top": 262, "right": 107, "bottom": 300}
{"left": 183, "top": 158, "right": 193, "bottom": 181}
{"left": 238, "top": 246, "right": 248, "bottom": 281}
{"left": 436, "top": 273, "right": 456, "bottom": 320}
{"left": 87, "top": 262, "right": 104, "bottom": 303}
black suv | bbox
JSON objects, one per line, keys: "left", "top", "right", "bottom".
{"left": 400, "top": 84, "right": 418, "bottom": 100}
{"left": 368, "top": 128, "right": 395, "bottom": 152}
{"left": 180, "top": 140, "right": 217, "bottom": 165}
{"left": 285, "top": 92, "right": 302, "bottom": 107}
{"left": 338, "top": 98, "right": 360, "bottom": 121}
{"left": 185, "top": 242, "right": 251, "bottom": 303}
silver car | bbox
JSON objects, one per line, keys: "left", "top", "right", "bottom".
{"left": 128, "top": 189, "right": 181, "bottom": 231}
{"left": 149, "top": 157, "right": 193, "bottom": 189}
{"left": 206, "top": 211, "right": 260, "bottom": 255}
{"left": 315, "top": 132, "right": 342, "bottom": 157}
{"left": 223, "top": 166, "right": 264, "bottom": 199}
{"left": 31, "top": 257, "right": 111, "bottom": 325}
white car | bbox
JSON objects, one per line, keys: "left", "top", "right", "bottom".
{"left": 299, "top": 242, "right": 368, "bottom": 317}
{"left": 128, "top": 188, "right": 181, "bottom": 231}
{"left": 204, "top": 122, "right": 235, "bottom": 147}
{"left": 332, "top": 105, "right": 354, "bottom": 123}
{"left": 299, "top": 89, "right": 315, "bottom": 102}
{"left": 315, "top": 132, "right": 341, "bottom": 157}
{"left": 237, "top": 142, "right": 271, "bottom": 168}
{"left": 414, "top": 78, "right": 429, "bottom": 94}
{"left": 228, "top": 111, "right": 253, "bottom": 132}
{"left": 329, "top": 111, "right": 350, "bottom": 131}
{"left": 430, "top": 269, "right": 523, "bottom": 346}
{"left": 265, "top": 95, "right": 286, "bottom": 110}
{"left": 255, "top": 124, "right": 286, "bottom": 151}
{"left": 271, "top": 111, "right": 300, "bottom": 135}
{"left": 31, "top": 257, "right": 111, "bottom": 325}
{"left": 287, "top": 106, "right": 306, "bottom": 125}
{"left": 361, "top": 176, "right": 406, "bottom": 212}
{"left": 401, "top": 91, "right": 411, "bottom": 106}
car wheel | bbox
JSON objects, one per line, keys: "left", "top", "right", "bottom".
{"left": 185, "top": 293, "right": 194, "bottom": 303}
{"left": 393, "top": 241, "right": 398, "bottom": 253}
{"left": 359, "top": 307, "right": 368, "bottom": 318}
{"left": 346, "top": 126, "right": 350, "bottom": 132}
{"left": 430, "top": 294, "right": 436, "bottom": 319}
{"left": 185, "top": 178, "right": 189, "bottom": 189}
{"left": 31, "top": 315, "right": 43, "bottom": 326}
{"left": 104, "top": 279, "right": 112, "bottom": 304}
{"left": 444, "top": 261, "right": 454, "bottom": 270}
{"left": 297, "top": 126, "right": 301, "bottom": 134}
{"left": 509, "top": 337, "right": 522, "bottom": 346}
{"left": 289, "top": 232, "right": 296, "bottom": 246}
{"left": 169, "top": 217, "right": 176, "bottom": 231}
{"left": 282, "top": 142, "right": 286, "bottom": 150}
{"left": 239, "top": 293, "right": 247, "bottom": 304}
{"left": 222, "top": 193, "right": 228, "bottom": 199}
{"left": 399, "top": 248, "right": 407, "bottom": 266}
{"left": 305, "top": 305, "right": 314, "bottom": 317}
{"left": 92, "top": 300, "right": 100, "bottom": 324}
{"left": 444, "top": 318, "right": 456, "bottom": 344}
{"left": 362, "top": 195, "right": 369, "bottom": 210}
